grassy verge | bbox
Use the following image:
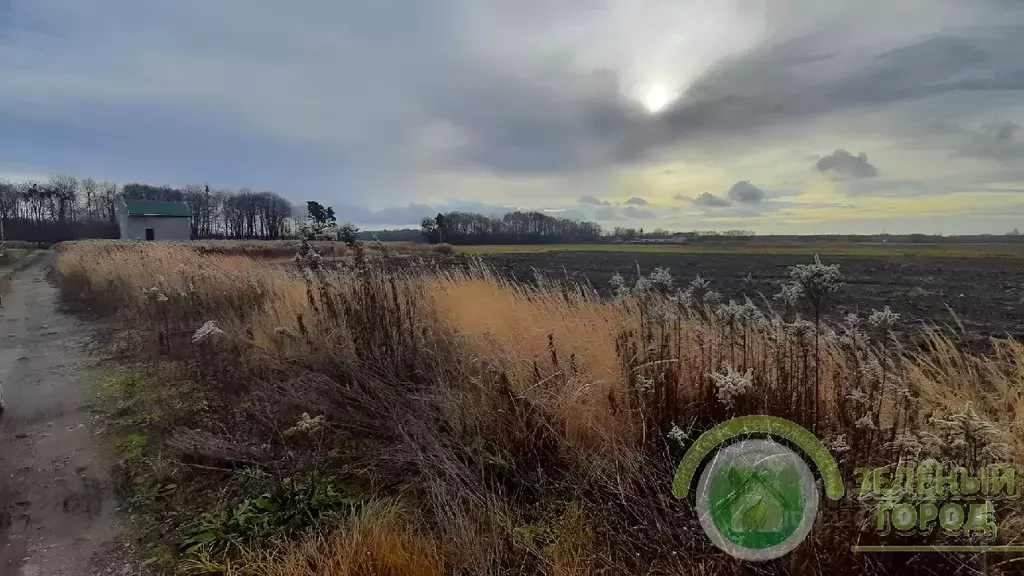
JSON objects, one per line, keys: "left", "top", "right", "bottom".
{"left": 73, "top": 239, "right": 455, "bottom": 261}
{"left": 55, "top": 240, "right": 1024, "bottom": 575}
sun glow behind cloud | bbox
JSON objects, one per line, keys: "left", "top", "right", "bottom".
{"left": 595, "top": 1, "right": 770, "bottom": 117}
{"left": 642, "top": 83, "right": 674, "bottom": 113}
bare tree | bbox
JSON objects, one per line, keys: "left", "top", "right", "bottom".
{"left": 0, "top": 172, "right": 289, "bottom": 242}
{"left": 81, "top": 178, "right": 99, "bottom": 220}
{"left": 0, "top": 180, "right": 13, "bottom": 252}
{"left": 99, "top": 182, "right": 119, "bottom": 223}
{"left": 49, "top": 174, "right": 79, "bottom": 224}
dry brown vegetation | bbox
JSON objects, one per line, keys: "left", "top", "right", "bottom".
{"left": 160, "top": 238, "right": 453, "bottom": 260}
{"left": 54, "top": 240, "right": 1024, "bottom": 575}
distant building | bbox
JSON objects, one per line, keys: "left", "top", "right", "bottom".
{"left": 116, "top": 198, "right": 191, "bottom": 241}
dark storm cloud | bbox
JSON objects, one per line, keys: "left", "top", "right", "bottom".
{"left": 579, "top": 194, "right": 611, "bottom": 206}
{"left": 814, "top": 150, "right": 878, "bottom": 178}
{"left": 361, "top": 203, "right": 437, "bottom": 224}
{"left": 625, "top": 196, "right": 650, "bottom": 206}
{"left": 648, "top": 29, "right": 1024, "bottom": 144}
{"left": 562, "top": 209, "right": 589, "bottom": 221}
{"left": 622, "top": 206, "right": 656, "bottom": 219}
{"left": 334, "top": 201, "right": 531, "bottom": 226}
{"left": 437, "top": 8, "right": 1024, "bottom": 174}
{"left": 333, "top": 203, "right": 436, "bottom": 225}
{"left": 594, "top": 206, "right": 620, "bottom": 220}
{"left": 427, "top": 65, "right": 650, "bottom": 174}
{"left": 923, "top": 119, "right": 1024, "bottom": 163}
{"left": 692, "top": 192, "right": 732, "bottom": 208}
{"left": 961, "top": 121, "right": 1024, "bottom": 161}
{"left": 727, "top": 181, "right": 766, "bottom": 204}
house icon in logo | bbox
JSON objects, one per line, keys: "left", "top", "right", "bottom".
{"left": 672, "top": 416, "right": 844, "bottom": 561}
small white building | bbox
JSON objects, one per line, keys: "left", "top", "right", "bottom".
{"left": 116, "top": 198, "right": 191, "bottom": 241}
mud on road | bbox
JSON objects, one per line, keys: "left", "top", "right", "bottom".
{"left": 0, "top": 253, "right": 134, "bottom": 576}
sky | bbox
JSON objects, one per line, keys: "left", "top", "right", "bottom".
{"left": 2, "top": 0, "right": 1024, "bottom": 234}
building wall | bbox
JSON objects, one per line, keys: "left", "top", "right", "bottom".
{"left": 120, "top": 216, "right": 191, "bottom": 241}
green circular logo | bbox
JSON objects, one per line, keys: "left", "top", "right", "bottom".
{"left": 695, "top": 439, "right": 819, "bottom": 561}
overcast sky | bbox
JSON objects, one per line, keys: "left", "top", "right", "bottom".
{"left": 2, "top": 0, "right": 1024, "bottom": 233}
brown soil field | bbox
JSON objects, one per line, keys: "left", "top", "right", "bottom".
{"left": 465, "top": 251, "right": 1024, "bottom": 341}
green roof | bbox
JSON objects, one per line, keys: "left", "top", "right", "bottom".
{"left": 124, "top": 199, "right": 191, "bottom": 217}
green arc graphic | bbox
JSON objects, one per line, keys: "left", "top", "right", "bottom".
{"left": 672, "top": 415, "right": 844, "bottom": 502}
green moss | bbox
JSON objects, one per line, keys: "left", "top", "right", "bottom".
{"left": 117, "top": 432, "right": 149, "bottom": 460}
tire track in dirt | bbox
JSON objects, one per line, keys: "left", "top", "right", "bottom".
{"left": 0, "top": 252, "right": 131, "bottom": 576}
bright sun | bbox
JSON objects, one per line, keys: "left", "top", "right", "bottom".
{"left": 643, "top": 84, "right": 672, "bottom": 113}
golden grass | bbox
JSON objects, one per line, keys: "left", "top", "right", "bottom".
{"left": 57, "top": 239, "right": 1024, "bottom": 457}
{"left": 59, "top": 239, "right": 1024, "bottom": 439}
{"left": 232, "top": 502, "right": 596, "bottom": 576}
{"left": 183, "top": 239, "right": 451, "bottom": 259}
{"left": 234, "top": 505, "right": 444, "bottom": 576}
{"left": 427, "top": 274, "right": 624, "bottom": 384}
{"left": 425, "top": 273, "right": 637, "bottom": 454}
{"left": 54, "top": 240, "right": 1024, "bottom": 575}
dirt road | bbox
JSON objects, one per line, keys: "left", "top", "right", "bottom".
{"left": 0, "top": 253, "right": 128, "bottom": 576}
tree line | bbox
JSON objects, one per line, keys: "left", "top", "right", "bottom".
{"left": 1, "top": 174, "right": 771, "bottom": 246}
{"left": 0, "top": 175, "right": 121, "bottom": 243}
{"left": 122, "top": 183, "right": 293, "bottom": 240}
{"left": 421, "top": 211, "right": 604, "bottom": 244}
{"left": 608, "top": 227, "right": 755, "bottom": 241}
{"left": 0, "top": 175, "right": 295, "bottom": 243}
{"left": 417, "top": 212, "right": 761, "bottom": 245}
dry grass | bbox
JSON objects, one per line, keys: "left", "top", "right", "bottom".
{"left": 54, "top": 240, "right": 1024, "bottom": 575}
{"left": 228, "top": 504, "right": 445, "bottom": 576}
{"left": 185, "top": 239, "right": 450, "bottom": 259}
{"left": 56, "top": 239, "right": 451, "bottom": 265}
